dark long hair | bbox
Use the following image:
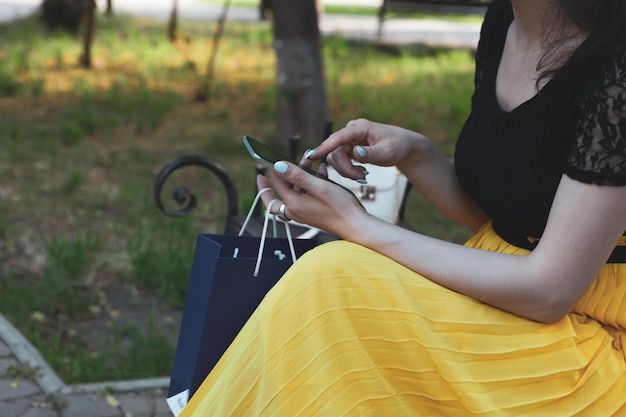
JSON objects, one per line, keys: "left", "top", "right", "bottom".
{"left": 540, "top": 0, "right": 626, "bottom": 83}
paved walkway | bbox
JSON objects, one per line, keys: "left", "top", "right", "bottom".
{"left": 1, "top": 313, "right": 171, "bottom": 417}
{"left": 0, "top": 0, "right": 481, "bottom": 48}
{"left": 0, "top": 1, "right": 480, "bottom": 416}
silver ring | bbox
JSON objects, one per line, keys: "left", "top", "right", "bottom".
{"left": 277, "top": 203, "right": 291, "bottom": 222}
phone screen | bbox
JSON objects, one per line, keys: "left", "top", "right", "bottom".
{"left": 243, "top": 136, "right": 294, "bottom": 168}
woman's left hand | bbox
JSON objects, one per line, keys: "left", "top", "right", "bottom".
{"left": 257, "top": 160, "right": 368, "bottom": 238}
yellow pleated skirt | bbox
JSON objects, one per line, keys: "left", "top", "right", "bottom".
{"left": 181, "top": 223, "right": 626, "bottom": 416}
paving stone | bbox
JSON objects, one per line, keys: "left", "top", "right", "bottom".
{"left": 0, "top": 341, "right": 11, "bottom": 357}
{"left": 145, "top": 392, "right": 170, "bottom": 415}
{"left": 0, "top": 394, "right": 63, "bottom": 417}
{"left": 116, "top": 390, "right": 170, "bottom": 417}
{"left": 114, "top": 393, "right": 153, "bottom": 416}
{"left": 17, "top": 401, "right": 62, "bottom": 417}
{"left": 130, "top": 413, "right": 172, "bottom": 417}
{"left": 0, "top": 378, "right": 42, "bottom": 401}
{"left": 59, "top": 393, "right": 121, "bottom": 417}
{"left": 0, "top": 396, "right": 32, "bottom": 417}
{"left": 0, "top": 357, "right": 21, "bottom": 375}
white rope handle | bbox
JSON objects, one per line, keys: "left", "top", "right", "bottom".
{"left": 240, "top": 188, "right": 298, "bottom": 277}
{"left": 238, "top": 187, "right": 273, "bottom": 237}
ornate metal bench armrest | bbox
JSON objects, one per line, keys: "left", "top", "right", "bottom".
{"left": 153, "top": 155, "right": 240, "bottom": 234}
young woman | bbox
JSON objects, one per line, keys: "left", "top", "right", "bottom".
{"left": 182, "top": 0, "right": 626, "bottom": 414}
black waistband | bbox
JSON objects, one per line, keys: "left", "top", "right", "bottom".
{"left": 492, "top": 224, "right": 626, "bottom": 264}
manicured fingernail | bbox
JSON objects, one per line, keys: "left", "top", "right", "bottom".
{"left": 356, "top": 146, "right": 367, "bottom": 158}
{"left": 274, "top": 161, "right": 289, "bottom": 174}
{"left": 355, "top": 179, "right": 368, "bottom": 184}
{"left": 362, "top": 170, "right": 370, "bottom": 176}
{"left": 304, "top": 149, "right": 315, "bottom": 159}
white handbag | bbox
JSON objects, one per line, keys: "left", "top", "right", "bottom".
{"left": 327, "top": 164, "right": 408, "bottom": 224}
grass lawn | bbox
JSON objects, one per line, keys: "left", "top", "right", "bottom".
{"left": 0, "top": 10, "right": 474, "bottom": 383}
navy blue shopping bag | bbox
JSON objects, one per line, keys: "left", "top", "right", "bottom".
{"left": 167, "top": 232, "right": 318, "bottom": 406}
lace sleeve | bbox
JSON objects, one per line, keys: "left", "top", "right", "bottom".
{"left": 565, "top": 42, "right": 626, "bottom": 186}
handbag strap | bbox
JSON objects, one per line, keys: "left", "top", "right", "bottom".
{"left": 239, "top": 188, "right": 298, "bottom": 277}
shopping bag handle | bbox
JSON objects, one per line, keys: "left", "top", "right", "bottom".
{"left": 238, "top": 187, "right": 272, "bottom": 237}
{"left": 238, "top": 188, "right": 298, "bottom": 277}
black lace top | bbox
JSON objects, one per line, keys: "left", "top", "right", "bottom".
{"left": 454, "top": 0, "right": 626, "bottom": 246}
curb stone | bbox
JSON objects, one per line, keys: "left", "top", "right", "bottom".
{"left": 0, "top": 313, "right": 171, "bottom": 416}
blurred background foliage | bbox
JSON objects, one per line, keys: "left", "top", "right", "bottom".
{"left": 0, "top": 4, "right": 474, "bottom": 383}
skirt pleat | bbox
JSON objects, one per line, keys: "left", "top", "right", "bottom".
{"left": 181, "top": 223, "right": 626, "bottom": 416}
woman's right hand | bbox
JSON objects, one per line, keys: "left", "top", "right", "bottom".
{"left": 311, "top": 118, "right": 489, "bottom": 232}
{"left": 307, "top": 118, "right": 434, "bottom": 180}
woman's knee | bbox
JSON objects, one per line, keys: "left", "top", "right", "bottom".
{"left": 292, "top": 240, "right": 375, "bottom": 276}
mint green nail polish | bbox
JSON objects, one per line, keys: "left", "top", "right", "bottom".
{"left": 355, "top": 179, "right": 368, "bottom": 184}
{"left": 356, "top": 146, "right": 367, "bottom": 158}
{"left": 274, "top": 161, "right": 289, "bottom": 174}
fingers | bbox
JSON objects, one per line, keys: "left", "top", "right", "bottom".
{"left": 258, "top": 160, "right": 324, "bottom": 217}
{"left": 271, "top": 161, "right": 317, "bottom": 198}
{"left": 316, "top": 161, "right": 328, "bottom": 179}
{"left": 306, "top": 118, "right": 372, "bottom": 160}
{"left": 256, "top": 174, "right": 278, "bottom": 211}
{"left": 302, "top": 119, "right": 376, "bottom": 180}
{"left": 301, "top": 153, "right": 330, "bottom": 180}
{"left": 326, "top": 151, "right": 368, "bottom": 181}
{"left": 298, "top": 151, "right": 314, "bottom": 170}
{"left": 256, "top": 175, "right": 292, "bottom": 221}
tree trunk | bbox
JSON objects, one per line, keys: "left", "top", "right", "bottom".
{"left": 168, "top": 0, "right": 179, "bottom": 42}
{"left": 105, "top": 0, "right": 112, "bottom": 15}
{"left": 41, "top": 0, "right": 91, "bottom": 32}
{"left": 80, "top": 0, "right": 96, "bottom": 68}
{"left": 271, "top": 0, "right": 328, "bottom": 149}
{"left": 195, "top": 0, "right": 231, "bottom": 102}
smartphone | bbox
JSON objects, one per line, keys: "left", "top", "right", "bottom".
{"left": 243, "top": 135, "right": 360, "bottom": 199}
{"left": 243, "top": 135, "right": 295, "bottom": 168}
